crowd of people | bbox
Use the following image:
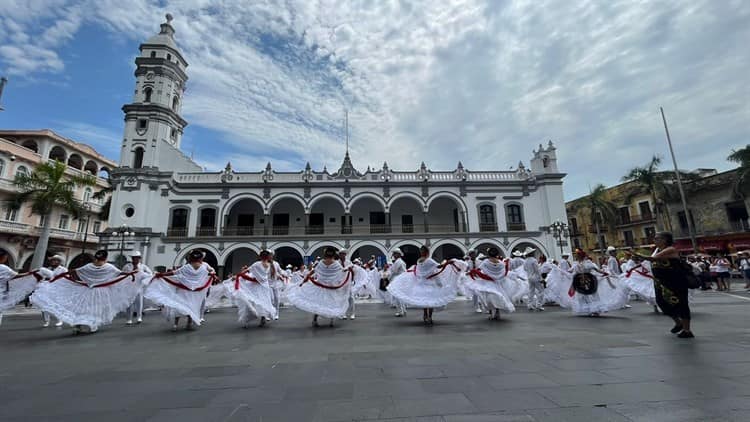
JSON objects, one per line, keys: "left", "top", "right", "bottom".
{"left": 1, "top": 231, "right": 746, "bottom": 338}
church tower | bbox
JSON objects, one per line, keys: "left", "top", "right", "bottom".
{"left": 120, "top": 14, "right": 188, "bottom": 170}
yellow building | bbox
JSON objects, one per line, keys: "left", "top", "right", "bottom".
{"left": 0, "top": 130, "right": 116, "bottom": 269}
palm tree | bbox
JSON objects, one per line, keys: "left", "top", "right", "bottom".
{"left": 622, "top": 155, "right": 671, "bottom": 231}
{"left": 727, "top": 145, "right": 750, "bottom": 198}
{"left": 587, "top": 183, "right": 618, "bottom": 254}
{"left": 11, "top": 161, "right": 96, "bottom": 269}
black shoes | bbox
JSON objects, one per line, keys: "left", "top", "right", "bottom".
{"left": 670, "top": 324, "right": 683, "bottom": 334}
{"left": 677, "top": 331, "right": 695, "bottom": 338}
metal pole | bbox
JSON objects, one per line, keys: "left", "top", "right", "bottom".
{"left": 81, "top": 211, "right": 89, "bottom": 257}
{"left": 0, "top": 76, "right": 7, "bottom": 111}
{"left": 660, "top": 107, "right": 698, "bottom": 253}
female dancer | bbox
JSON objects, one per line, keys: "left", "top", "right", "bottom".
{"left": 145, "top": 249, "right": 217, "bottom": 331}
{"left": 463, "top": 247, "right": 515, "bottom": 320}
{"left": 387, "top": 245, "right": 464, "bottom": 325}
{"left": 633, "top": 232, "right": 694, "bottom": 338}
{"left": 286, "top": 247, "right": 359, "bottom": 327}
{"left": 232, "top": 250, "right": 278, "bottom": 328}
{"left": 550, "top": 249, "right": 627, "bottom": 317}
{"left": 1, "top": 249, "right": 45, "bottom": 326}
{"left": 31, "top": 250, "right": 138, "bottom": 334}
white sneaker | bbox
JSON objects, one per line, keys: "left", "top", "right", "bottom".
{"left": 538, "top": 307, "right": 545, "bottom": 312}
{"left": 199, "top": 318, "right": 205, "bottom": 323}
{"left": 339, "top": 316, "right": 347, "bottom": 320}
{"left": 172, "top": 324, "right": 178, "bottom": 332}
{"left": 623, "top": 304, "right": 632, "bottom": 309}
{"left": 55, "top": 321, "right": 63, "bottom": 327}
{"left": 349, "top": 315, "right": 356, "bottom": 320}
{"left": 394, "top": 312, "right": 403, "bottom": 317}
{"left": 90, "top": 326, "right": 98, "bottom": 333}
{"left": 126, "top": 319, "right": 133, "bottom": 325}
{"left": 137, "top": 317, "right": 143, "bottom": 324}
{"left": 475, "top": 307, "right": 483, "bottom": 313}
{"left": 43, "top": 321, "right": 50, "bottom": 327}
{"left": 274, "top": 316, "right": 279, "bottom": 320}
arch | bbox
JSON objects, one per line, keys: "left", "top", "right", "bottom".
{"left": 387, "top": 191, "right": 426, "bottom": 211}
{"left": 98, "top": 167, "right": 110, "bottom": 179}
{"left": 348, "top": 240, "right": 388, "bottom": 258}
{"left": 83, "top": 160, "right": 98, "bottom": 175}
{"left": 67, "top": 153, "right": 83, "bottom": 170}
{"left": 0, "top": 246, "right": 17, "bottom": 269}
{"left": 15, "top": 165, "right": 29, "bottom": 177}
{"left": 48, "top": 145, "right": 67, "bottom": 162}
{"left": 272, "top": 246, "right": 304, "bottom": 269}
{"left": 507, "top": 238, "right": 549, "bottom": 258}
{"left": 432, "top": 243, "right": 465, "bottom": 261}
{"left": 348, "top": 193, "right": 387, "bottom": 234}
{"left": 427, "top": 193, "right": 466, "bottom": 233}
{"left": 173, "top": 244, "right": 221, "bottom": 269}
{"left": 132, "top": 147, "right": 145, "bottom": 169}
{"left": 220, "top": 193, "right": 266, "bottom": 218}
{"left": 266, "top": 192, "right": 306, "bottom": 214}
{"left": 388, "top": 242, "right": 421, "bottom": 267}
{"left": 308, "top": 192, "right": 348, "bottom": 212}
{"left": 144, "top": 86, "right": 153, "bottom": 103}
{"left": 223, "top": 247, "right": 259, "bottom": 276}
{"left": 21, "top": 139, "right": 39, "bottom": 153}
{"left": 430, "top": 238, "right": 467, "bottom": 253}
{"left": 426, "top": 191, "right": 468, "bottom": 214}
{"left": 223, "top": 196, "right": 265, "bottom": 236}
{"left": 348, "top": 192, "right": 387, "bottom": 211}
{"left": 68, "top": 253, "right": 93, "bottom": 269}
{"left": 266, "top": 241, "right": 305, "bottom": 257}
{"left": 469, "top": 240, "right": 507, "bottom": 257}
{"left": 222, "top": 243, "right": 262, "bottom": 258}
{"left": 83, "top": 187, "right": 93, "bottom": 203}
{"left": 307, "top": 240, "right": 346, "bottom": 260}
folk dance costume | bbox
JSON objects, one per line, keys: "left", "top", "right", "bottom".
{"left": 204, "top": 276, "right": 234, "bottom": 310}
{"left": 523, "top": 249, "right": 544, "bottom": 311}
{"left": 41, "top": 256, "right": 66, "bottom": 327}
{"left": 1, "top": 263, "right": 45, "bottom": 326}
{"left": 463, "top": 257, "right": 515, "bottom": 319}
{"left": 507, "top": 252, "right": 530, "bottom": 303}
{"left": 606, "top": 247, "right": 631, "bottom": 309}
{"left": 386, "top": 255, "right": 465, "bottom": 324}
{"left": 30, "top": 252, "right": 138, "bottom": 333}
{"left": 286, "top": 257, "right": 357, "bottom": 327}
{"left": 267, "top": 253, "right": 286, "bottom": 320}
{"left": 144, "top": 256, "right": 217, "bottom": 330}
{"left": 232, "top": 261, "right": 277, "bottom": 327}
{"left": 123, "top": 252, "right": 153, "bottom": 325}
{"left": 465, "top": 252, "right": 484, "bottom": 313}
{"left": 552, "top": 252, "right": 628, "bottom": 316}
{"left": 539, "top": 259, "right": 556, "bottom": 305}
{"left": 389, "top": 252, "right": 408, "bottom": 316}
{"left": 621, "top": 261, "right": 657, "bottom": 305}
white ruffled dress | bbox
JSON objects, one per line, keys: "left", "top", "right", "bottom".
{"left": 1, "top": 264, "right": 43, "bottom": 312}
{"left": 462, "top": 259, "right": 516, "bottom": 312}
{"left": 620, "top": 262, "right": 657, "bottom": 305}
{"left": 30, "top": 263, "right": 138, "bottom": 328}
{"left": 286, "top": 261, "right": 356, "bottom": 319}
{"left": 144, "top": 262, "right": 214, "bottom": 325}
{"left": 387, "top": 258, "right": 464, "bottom": 309}
{"left": 233, "top": 261, "right": 278, "bottom": 324}
{"left": 551, "top": 261, "right": 629, "bottom": 314}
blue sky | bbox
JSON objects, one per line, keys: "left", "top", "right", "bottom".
{"left": 1, "top": 0, "right": 748, "bottom": 200}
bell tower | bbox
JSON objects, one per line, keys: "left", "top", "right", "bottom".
{"left": 120, "top": 14, "right": 188, "bottom": 169}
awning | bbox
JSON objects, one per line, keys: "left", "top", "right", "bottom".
{"left": 699, "top": 239, "right": 727, "bottom": 251}
{"left": 674, "top": 239, "right": 695, "bottom": 252}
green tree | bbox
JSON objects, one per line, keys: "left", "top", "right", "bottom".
{"left": 622, "top": 155, "right": 672, "bottom": 232}
{"left": 11, "top": 161, "right": 96, "bottom": 269}
{"left": 586, "top": 183, "right": 618, "bottom": 254}
{"left": 727, "top": 145, "right": 750, "bottom": 198}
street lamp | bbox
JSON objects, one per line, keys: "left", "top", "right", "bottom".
{"left": 111, "top": 224, "right": 135, "bottom": 267}
{"left": 80, "top": 201, "right": 92, "bottom": 260}
{"left": 547, "top": 219, "right": 570, "bottom": 256}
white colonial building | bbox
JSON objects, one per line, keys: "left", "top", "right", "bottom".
{"left": 106, "top": 16, "right": 570, "bottom": 276}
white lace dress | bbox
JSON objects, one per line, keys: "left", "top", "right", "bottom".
{"left": 552, "top": 260, "right": 629, "bottom": 314}
{"left": 30, "top": 263, "right": 138, "bottom": 328}
{"left": 286, "top": 261, "right": 356, "bottom": 319}
{"left": 1, "top": 264, "right": 44, "bottom": 313}
{"left": 144, "top": 262, "right": 215, "bottom": 325}
{"left": 233, "top": 261, "right": 278, "bottom": 324}
{"left": 620, "top": 261, "right": 657, "bottom": 305}
{"left": 462, "top": 259, "right": 516, "bottom": 312}
{"left": 387, "top": 258, "right": 464, "bottom": 309}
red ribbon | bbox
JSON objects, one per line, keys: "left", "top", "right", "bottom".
{"left": 152, "top": 272, "right": 216, "bottom": 291}
{"left": 234, "top": 270, "right": 260, "bottom": 290}
{"left": 568, "top": 286, "right": 576, "bottom": 297}
{"left": 625, "top": 264, "right": 653, "bottom": 279}
{"left": 426, "top": 260, "right": 461, "bottom": 279}
{"left": 300, "top": 268, "right": 352, "bottom": 290}
{"left": 11, "top": 270, "right": 43, "bottom": 282}
{"left": 50, "top": 271, "right": 137, "bottom": 288}
{"left": 468, "top": 269, "right": 494, "bottom": 281}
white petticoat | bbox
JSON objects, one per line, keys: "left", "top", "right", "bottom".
{"left": 143, "top": 279, "right": 207, "bottom": 325}
{"left": 1, "top": 273, "right": 39, "bottom": 312}
{"left": 621, "top": 271, "right": 656, "bottom": 305}
{"left": 30, "top": 276, "right": 139, "bottom": 327}
{"left": 286, "top": 280, "right": 350, "bottom": 319}
{"left": 505, "top": 269, "right": 529, "bottom": 303}
{"left": 387, "top": 264, "right": 461, "bottom": 309}
{"left": 233, "top": 280, "right": 277, "bottom": 324}
{"left": 205, "top": 280, "right": 234, "bottom": 309}
{"left": 550, "top": 267, "right": 629, "bottom": 314}
{"left": 462, "top": 275, "right": 515, "bottom": 312}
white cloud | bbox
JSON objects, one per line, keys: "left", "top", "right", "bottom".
{"left": 1, "top": 0, "right": 749, "bottom": 200}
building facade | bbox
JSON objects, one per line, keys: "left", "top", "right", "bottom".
{"left": 105, "top": 16, "right": 570, "bottom": 276}
{"left": 0, "top": 130, "right": 116, "bottom": 269}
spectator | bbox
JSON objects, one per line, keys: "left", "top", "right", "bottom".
{"left": 714, "top": 255, "right": 731, "bottom": 291}
{"left": 740, "top": 253, "right": 750, "bottom": 290}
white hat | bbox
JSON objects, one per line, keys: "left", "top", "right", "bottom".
{"left": 523, "top": 247, "right": 536, "bottom": 256}
{"left": 392, "top": 248, "right": 403, "bottom": 256}
{"left": 286, "top": 264, "right": 292, "bottom": 269}
{"left": 477, "top": 253, "right": 486, "bottom": 260}
{"left": 606, "top": 246, "right": 616, "bottom": 252}
{"left": 512, "top": 250, "right": 524, "bottom": 257}
{"left": 338, "top": 249, "right": 348, "bottom": 254}
{"left": 49, "top": 255, "right": 64, "bottom": 262}
{"left": 130, "top": 251, "right": 142, "bottom": 257}
{"left": 267, "top": 249, "right": 275, "bottom": 255}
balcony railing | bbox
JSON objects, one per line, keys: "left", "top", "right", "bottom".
{"left": 588, "top": 225, "right": 608, "bottom": 233}
{"left": 185, "top": 223, "right": 469, "bottom": 238}
{"left": 479, "top": 223, "right": 498, "bottom": 232}
{"left": 167, "top": 227, "right": 188, "bottom": 237}
{"left": 730, "top": 219, "right": 750, "bottom": 232}
{"left": 616, "top": 213, "right": 656, "bottom": 226}
{"left": 507, "top": 222, "right": 526, "bottom": 232}
{"left": 196, "top": 226, "right": 216, "bottom": 237}
{"left": 0, "top": 220, "right": 31, "bottom": 234}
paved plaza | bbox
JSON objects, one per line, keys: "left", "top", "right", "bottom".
{"left": 1, "top": 291, "right": 750, "bottom": 422}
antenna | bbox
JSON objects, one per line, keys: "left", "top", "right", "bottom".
{"left": 344, "top": 108, "right": 349, "bottom": 155}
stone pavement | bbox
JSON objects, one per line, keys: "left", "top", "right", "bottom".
{"left": 1, "top": 291, "right": 749, "bottom": 422}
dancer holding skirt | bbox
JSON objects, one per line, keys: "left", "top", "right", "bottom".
{"left": 463, "top": 247, "right": 515, "bottom": 320}
{"left": 1, "top": 249, "right": 45, "bottom": 326}
{"left": 232, "top": 250, "right": 278, "bottom": 328}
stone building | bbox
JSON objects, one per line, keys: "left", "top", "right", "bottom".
{"left": 0, "top": 130, "right": 115, "bottom": 269}
{"left": 105, "top": 16, "right": 570, "bottom": 276}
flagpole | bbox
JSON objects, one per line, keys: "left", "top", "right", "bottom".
{"left": 345, "top": 108, "right": 349, "bottom": 154}
{"left": 660, "top": 106, "right": 698, "bottom": 254}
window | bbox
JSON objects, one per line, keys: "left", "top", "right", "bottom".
{"left": 92, "top": 221, "right": 101, "bottom": 234}
{"left": 172, "top": 96, "right": 179, "bottom": 111}
{"left": 401, "top": 215, "right": 414, "bottom": 233}
{"left": 138, "top": 119, "right": 148, "bottom": 130}
{"left": 677, "top": 210, "right": 695, "bottom": 231}
{"left": 39, "top": 215, "right": 46, "bottom": 227}
{"left": 479, "top": 204, "right": 497, "bottom": 232}
{"left": 167, "top": 53, "right": 172, "bottom": 61}
{"left": 623, "top": 230, "right": 635, "bottom": 246}
{"left": 15, "top": 165, "right": 28, "bottom": 177}
{"left": 618, "top": 206, "right": 631, "bottom": 224}
{"left": 569, "top": 217, "right": 578, "bottom": 233}
{"left": 0, "top": 159, "right": 5, "bottom": 177}
{"left": 150, "top": 51, "right": 156, "bottom": 58}
{"left": 76, "top": 219, "right": 85, "bottom": 233}
{"left": 638, "top": 201, "right": 652, "bottom": 219}
{"left": 506, "top": 204, "right": 525, "bottom": 230}
{"left": 133, "top": 147, "right": 144, "bottom": 169}
{"left": 171, "top": 209, "right": 188, "bottom": 228}
{"left": 598, "top": 235, "right": 607, "bottom": 248}
{"left": 58, "top": 214, "right": 70, "bottom": 230}
{"left": 124, "top": 207, "right": 135, "bottom": 218}
{"left": 644, "top": 226, "right": 656, "bottom": 243}
{"left": 170, "top": 128, "right": 177, "bottom": 140}
{"left": 3, "top": 206, "right": 17, "bottom": 222}
{"left": 144, "top": 87, "right": 152, "bottom": 103}
{"left": 83, "top": 188, "right": 92, "bottom": 203}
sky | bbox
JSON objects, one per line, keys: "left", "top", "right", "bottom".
{"left": 0, "top": 0, "right": 748, "bottom": 201}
